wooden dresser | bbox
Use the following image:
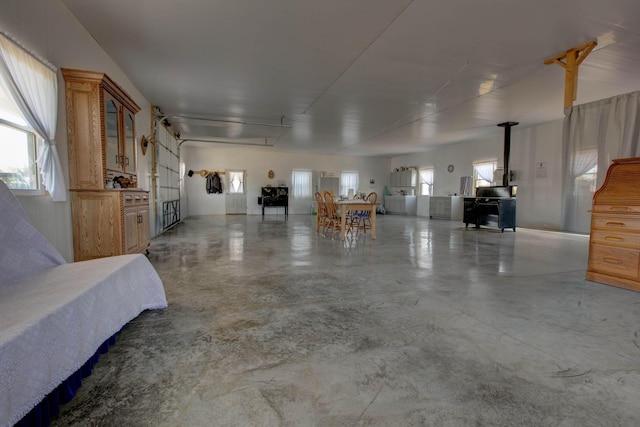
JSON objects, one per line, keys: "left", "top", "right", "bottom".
{"left": 587, "top": 157, "right": 640, "bottom": 291}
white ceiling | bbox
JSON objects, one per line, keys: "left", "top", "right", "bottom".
{"left": 61, "top": 0, "right": 640, "bottom": 157}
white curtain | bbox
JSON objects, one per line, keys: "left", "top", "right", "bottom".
{"left": 291, "top": 170, "right": 311, "bottom": 198}
{"left": 0, "top": 32, "right": 66, "bottom": 201}
{"left": 340, "top": 172, "right": 359, "bottom": 198}
{"left": 473, "top": 161, "right": 495, "bottom": 182}
{"left": 228, "top": 170, "right": 244, "bottom": 193}
{"left": 562, "top": 90, "right": 640, "bottom": 233}
{"left": 420, "top": 169, "right": 433, "bottom": 195}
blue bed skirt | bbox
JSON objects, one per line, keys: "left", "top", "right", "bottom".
{"left": 15, "top": 331, "right": 120, "bottom": 427}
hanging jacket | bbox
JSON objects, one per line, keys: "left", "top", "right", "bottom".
{"left": 206, "top": 172, "right": 223, "bottom": 194}
{"left": 206, "top": 173, "right": 214, "bottom": 193}
{"left": 213, "top": 173, "right": 223, "bottom": 193}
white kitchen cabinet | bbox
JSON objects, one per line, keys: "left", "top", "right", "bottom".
{"left": 429, "top": 196, "right": 464, "bottom": 221}
{"left": 384, "top": 195, "right": 417, "bottom": 215}
{"left": 390, "top": 169, "right": 417, "bottom": 187}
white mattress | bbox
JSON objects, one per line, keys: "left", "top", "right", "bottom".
{"left": 0, "top": 254, "right": 168, "bottom": 426}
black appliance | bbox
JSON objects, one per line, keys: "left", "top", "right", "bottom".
{"left": 463, "top": 186, "right": 516, "bottom": 232}
{"left": 259, "top": 186, "right": 288, "bottom": 216}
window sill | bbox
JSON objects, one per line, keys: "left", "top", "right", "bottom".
{"left": 11, "top": 189, "right": 49, "bottom": 197}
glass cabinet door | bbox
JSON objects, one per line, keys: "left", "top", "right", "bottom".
{"left": 124, "top": 112, "right": 136, "bottom": 173}
{"left": 105, "top": 98, "right": 120, "bottom": 171}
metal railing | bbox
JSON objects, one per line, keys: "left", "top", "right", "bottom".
{"left": 162, "top": 199, "right": 180, "bottom": 231}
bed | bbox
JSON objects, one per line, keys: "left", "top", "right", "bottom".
{"left": 0, "top": 181, "right": 168, "bottom": 426}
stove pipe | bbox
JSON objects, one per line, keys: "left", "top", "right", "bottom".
{"left": 497, "top": 122, "right": 519, "bottom": 187}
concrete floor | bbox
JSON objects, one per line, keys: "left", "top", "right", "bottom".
{"left": 54, "top": 214, "right": 640, "bottom": 426}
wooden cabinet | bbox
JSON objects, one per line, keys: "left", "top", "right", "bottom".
{"left": 124, "top": 191, "right": 151, "bottom": 254}
{"left": 63, "top": 69, "right": 149, "bottom": 261}
{"left": 104, "top": 91, "right": 138, "bottom": 178}
{"left": 62, "top": 68, "right": 141, "bottom": 189}
{"left": 71, "top": 190, "right": 150, "bottom": 261}
{"left": 587, "top": 158, "right": 640, "bottom": 291}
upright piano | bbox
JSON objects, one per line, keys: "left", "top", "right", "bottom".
{"left": 464, "top": 186, "right": 516, "bottom": 232}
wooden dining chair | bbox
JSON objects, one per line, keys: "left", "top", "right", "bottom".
{"left": 346, "top": 192, "right": 363, "bottom": 229}
{"left": 354, "top": 192, "right": 377, "bottom": 235}
{"left": 315, "top": 191, "right": 329, "bottom": 234}
{"left": 322, "top": 190, "right": 346, "bottom": 238}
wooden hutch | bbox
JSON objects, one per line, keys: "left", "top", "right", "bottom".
{"left": 587, "top": 157, "right": 640, "bottom": 291}
{"left": 62, "top": 69, "right": 150, "bottom": 261}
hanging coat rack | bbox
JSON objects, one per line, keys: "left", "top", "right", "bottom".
{"left": 187, "top": 169, "right": 225, "bottom": 177}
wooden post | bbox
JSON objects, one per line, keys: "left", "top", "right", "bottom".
{"left": 544, "top": 41, "right": 597, "bottom": 109}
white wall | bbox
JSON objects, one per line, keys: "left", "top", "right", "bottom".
{"left": 181, "top": 145, "right": 390, "bottom": 216}
{"left": 391, "top": 120, "right": 564, "bottom": 230}
{"left": 0, "top": 0, "right": 154, "bottom": 261}
{"left": 184, "top": 118, "right": 564, "bottom": 230}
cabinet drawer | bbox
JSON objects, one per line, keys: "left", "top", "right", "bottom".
{"left": 123, "top": 193, "right": 136, "bottom": 206}
{"left": 593, "top": 205, "right": 640, "bottom": 214}
{"left": 591, "top": 230, "right": 640, "bottom": 248}
{"left": 591, "top": 215, "right": 640, "bottom": 232}
{"left": 589, "top": 244, "right": 640, "bottom": 279}
{"left": 123, "top": 191, "right": 149, "bottom": 207}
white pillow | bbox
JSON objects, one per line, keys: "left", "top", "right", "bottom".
{"left": 0, "top": 180, "right": 65, "bottom": 286}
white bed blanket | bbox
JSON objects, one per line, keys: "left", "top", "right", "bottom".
{"left": 0, "top": 254, "right": 168, "bottom": 427}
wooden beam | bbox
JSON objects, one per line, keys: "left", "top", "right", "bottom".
{"left": 544, "top": 41, "right": 597, "bottom": 109}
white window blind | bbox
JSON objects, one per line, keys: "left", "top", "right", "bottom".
{"left": 291, "top": 169, "right": 311, "bottom": 198}
{"left": 340, "top": 172, "right": 359, "bottom": 197}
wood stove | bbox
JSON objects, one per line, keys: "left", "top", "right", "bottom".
{"left": 463, "top": 186, "right": 516, "bottom": 232}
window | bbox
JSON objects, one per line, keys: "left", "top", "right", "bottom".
{"left": 571, "top": 149, "right": 598, "bottom": 196}
{"left": 340, "top": 172, "right": 359, "bottom": 197}
{"left": 0, "top": 121, "right": 39, "bottom": 190}
{"left": 228, "top": 170, "right": 245, "bottom": 194}
{"left": 473, "top": 160, "right": 497, "bottom": 190}
{"left": 575, "top": 164, "right": 597, "bottom": 195}
{"left": 419, "top": 168, "right": 434, "bottom": 196}
{"left": 0, "top": 46, "right": 40, "bottom": 191}
{"left": 0, "top": 32, "right": 65, "bottom": 199}
{"left": 291, "top": 170, "right": 312, "bottom": 198}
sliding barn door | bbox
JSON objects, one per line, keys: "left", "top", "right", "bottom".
{"left": 156, "top": 125, "right": 181, "bottom": 231}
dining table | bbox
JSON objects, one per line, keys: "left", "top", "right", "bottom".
{"left": 336, "top": 199, "right": 377, "bottom": 241}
